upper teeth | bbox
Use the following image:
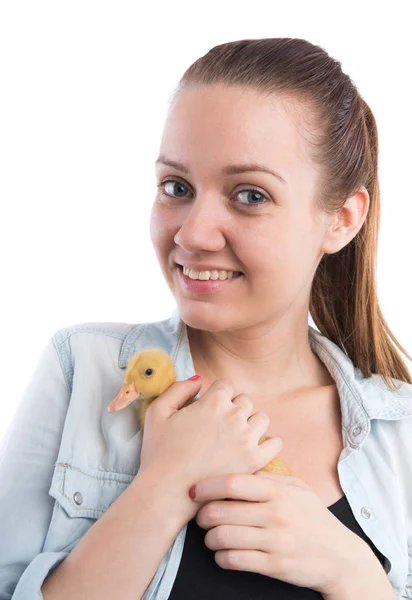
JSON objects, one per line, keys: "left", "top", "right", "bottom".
{"left": 183, "top": 266, "right": 239, "bottom": 280}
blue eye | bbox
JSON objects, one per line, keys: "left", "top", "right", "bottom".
{"left": 157, "top": 180, "right": 270, "bottom": 207}
{"left": 236, "top": 189, "right": 268, "bottom": 206}
{"left": 159, "top": 181, "right": 188, "bottom": 198}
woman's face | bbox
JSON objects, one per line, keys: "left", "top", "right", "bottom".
{"left": 150, "top": 84, "right": 329, "bottom": 332}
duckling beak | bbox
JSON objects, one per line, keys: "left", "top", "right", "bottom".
{"left": 108, "top": 383, "right": 143, "bottom": 413}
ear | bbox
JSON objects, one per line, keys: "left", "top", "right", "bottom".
{"left": 321, "top": 186, "right": 370, "bottom": 255}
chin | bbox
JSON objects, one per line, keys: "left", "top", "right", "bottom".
{"left": 178, "top": 301, "right": 243, "bottom": 333}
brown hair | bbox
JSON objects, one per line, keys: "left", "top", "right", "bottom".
{"left": 172, "top": 37, "right": 411, "bottom": 390}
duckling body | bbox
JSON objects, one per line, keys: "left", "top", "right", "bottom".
{"left": 108, "top": 348, "right": 290, "bottom": 476}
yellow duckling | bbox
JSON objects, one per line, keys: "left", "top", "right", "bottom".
{"left": 108, "top": 348, "right": 290, "bottom": 476}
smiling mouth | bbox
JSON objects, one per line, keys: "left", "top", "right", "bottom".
{"left": 177, "top": 265, "right": 243, "bottom": 281}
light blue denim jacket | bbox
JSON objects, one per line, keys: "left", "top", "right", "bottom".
{"left": 1, "top": 306, "right": 412, "bottom": 599}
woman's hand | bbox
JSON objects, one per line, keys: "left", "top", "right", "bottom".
{"left": 192, "top": 470, "right": 373, "bottom": 596}
{"left": 139, "top": 378, "right": 283, "bottom": 492}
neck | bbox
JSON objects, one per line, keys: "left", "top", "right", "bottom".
{"left": 186, "top": 321, "right": 334, "bottom": 404}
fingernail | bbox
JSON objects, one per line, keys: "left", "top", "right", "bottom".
{"left": 188, "top": 375, "right": 201, "bottom": 381}
{"left": 189, "top": 484, "right": 196, "bottom": 499}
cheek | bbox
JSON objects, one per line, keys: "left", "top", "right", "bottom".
{"left": 149, "top": 206, "right": 162, "bottom": 243}
{"left": 246, "top": 222, "right": 314, "bottom": 288}
{"left": 149, "top": 206, "right": 175, "bottom": 250}
{"left": 269, "top": 227, "right": 320, "bottom": 292}
{"left": 243, "top": 224, "right": 295, "bottom": 273}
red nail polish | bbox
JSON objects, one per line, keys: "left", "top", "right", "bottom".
{"left": 189, "top": 484, "right": 196, "bottom": 499}
{"left": 188, "top": 375, "right": 201, "bottom": 381}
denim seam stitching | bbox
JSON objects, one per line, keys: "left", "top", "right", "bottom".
{"left": 55, "top": 462, "right": 134, "bottom": 482}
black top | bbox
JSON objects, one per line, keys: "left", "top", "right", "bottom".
{"left": 168, "top": 494, "right": 386, "bottom": 599}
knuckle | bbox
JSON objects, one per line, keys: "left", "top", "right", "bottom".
{"left": 212, "top": 378, "right": 234, "bottom": 395}
{"left": 275, "top": 486, "right": 289, "bottom": 505}
{"left": 276, "top": 510, "right": 290, "bottom": 530}
{"left": 256, "top": 411, "right": 270, "bottom": 423}
{"left": 210, "top": 395, "right": 227, "bottom": 414}
{"left": 232, "top": 409, "right": 247, "bottom": 425}
{"left": 205, "top": 502, "right": 222, "bottom": 523}
{"left": 235, "top": 394, "right": 254, "bottom": 411}
{"left": 245, "top": 397, "right": 255, "bottom": 411}
{"left": 204, "top": 379, "right": 234, "bottom": 411}
{"left": 225, "top": 473, "right": 240, "bottom": 495}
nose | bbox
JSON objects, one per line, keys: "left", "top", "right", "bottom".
{"left": 174, "top": 194, "right": 227, "bottom": 253}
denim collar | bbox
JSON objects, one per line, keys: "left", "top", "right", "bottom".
{"left": 119, "top": 305, "right": 412, "bottom": 449}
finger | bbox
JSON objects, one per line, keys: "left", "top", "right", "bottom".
{"left": 193, "top": 472, "right": 275, "bottom": 503}
{"left": 196, "top": 499, "right": 268, "bottom": 529}
{"left": 205, "top": 524, "right": 271, "bottom": 553}
{"left": 202, "top": 378, "right": 235, "bottom": 405}
{"left": 255, "top": 470, "right": 309, "bottom": 488}
{"left": 255, "top": 435, "right": 285, "bottom": 471}
{"left": 247, "top": 410, "right": 270, "bottom": 435}
{"left": 231, "top": 393, "right": 254, "bottom": 417}
{"left": 215, "top": 549, "right": 271, "bottom": 575}
{"left": 146, "top": 377, "right": 203, "bottom": 421}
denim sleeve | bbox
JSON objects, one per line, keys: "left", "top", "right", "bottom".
{"left": 0, "top": 335, "right": 71, "bottom": 599}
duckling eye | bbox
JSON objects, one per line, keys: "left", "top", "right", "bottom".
{"left": 144, "top": 368, "right": 154, "bottom": 377}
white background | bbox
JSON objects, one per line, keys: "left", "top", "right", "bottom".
{"left": 1, "top": 1, "right": 411, "bottom": 443}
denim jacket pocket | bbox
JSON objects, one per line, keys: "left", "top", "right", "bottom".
{"left": 43, "top": 462, "right": 135, "bottom": 553}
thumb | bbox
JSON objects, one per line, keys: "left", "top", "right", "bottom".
{"left": 148, "top": 375, "right": 202, "bottom": 420}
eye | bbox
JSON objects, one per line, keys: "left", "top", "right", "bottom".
{"left": 158, "top": 180, "right": 189, "bottom": 199}
{"left": 144, "top": 368, "right": 154, "bottom": 377}
{"left": 157, "top": 180, "right": 270, "bottom": 207}
{"left": 235, "top": 189, "right": 269, "bottom": 207}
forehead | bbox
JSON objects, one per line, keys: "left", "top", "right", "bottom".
{"left": 159, "top": 85, "right": 316, "bottom": 178}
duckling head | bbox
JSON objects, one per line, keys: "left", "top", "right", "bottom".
{"left": 108, "top": 348, "right": 177, "bottom": 415}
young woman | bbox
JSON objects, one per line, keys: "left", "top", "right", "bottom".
{"left": 2, "top": 38, "right": 411, "bottom": 600}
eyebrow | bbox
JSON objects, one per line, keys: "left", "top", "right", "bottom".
{"left": 155, "top": 155, "right": 287, "bottom": 184}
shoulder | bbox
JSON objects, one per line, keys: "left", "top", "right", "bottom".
{"left": 51, "top": 314, "right": 176, "bottom": 346}
{"left": 52, "top": 321, "right": 138, "bottom": 345}
{"left": 365, "top": 374, "right": 412, "bottom": 456}
{"left": 49, "top": 317, "right": 177, "bottom": 393}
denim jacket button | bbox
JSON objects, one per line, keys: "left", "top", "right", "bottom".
{"left": 361, "top": 507, "right": 372, "bottom": 519}
{"left": 352, "top": 426, "right": 362, "bottom": 436}
{"left": 73, "top": 491, "right": 83, "bottom": 506}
